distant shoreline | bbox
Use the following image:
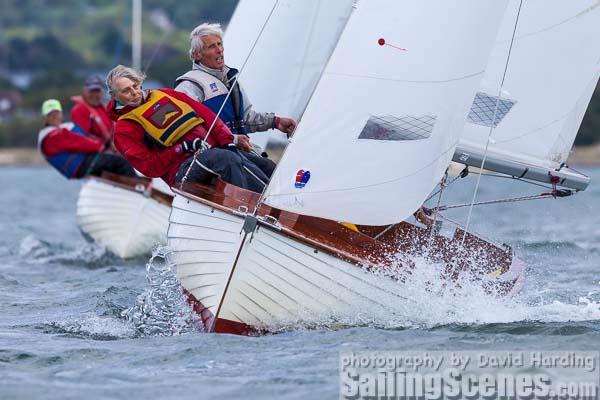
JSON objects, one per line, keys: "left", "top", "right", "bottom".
{"left": 1, "top": 145, "right": 600, "bottom": 167}
{"left": 0, "top": 148, "right": 45, "bottom": 166}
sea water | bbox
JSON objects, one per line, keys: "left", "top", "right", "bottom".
{"left": 1, "top": 166, "right": 599, "bottom": 399}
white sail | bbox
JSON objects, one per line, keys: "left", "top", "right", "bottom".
{"left": 263, "top": 0, "right": 508, "bottom": 225}
{"left": 458, "top": 0, "right": 600, "bottom": 182}
{"left": 224, "top": 0, "right": 355, "bottom": 147}
{"left": 225, "top": 0, "right": 355, "bottom": 120}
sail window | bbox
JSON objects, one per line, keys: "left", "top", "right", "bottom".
{"left": 358, "top": 115, "right": 436, "bottom": 141}
{"left": 467, "top": 92, "right": 516, "bottom": 128}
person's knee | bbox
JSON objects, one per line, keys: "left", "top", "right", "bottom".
{"left": 204, "top": 148, "right": 243, "bottom": 171}
{"left": 219, "top": 149, "right": 243, "bottom": 165}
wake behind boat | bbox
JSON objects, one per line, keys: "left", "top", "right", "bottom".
{"left": 77, "top": 172, "right": 173, "bottom": 259}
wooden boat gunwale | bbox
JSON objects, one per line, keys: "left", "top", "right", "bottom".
{"left": 95, "top": 172, "right": 174, "bottom": 206}
{"left": 174, "top": 179, "right": 515, "bottom": 275}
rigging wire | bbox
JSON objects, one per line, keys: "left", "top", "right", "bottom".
{"left": 436, "top": 192, "right": 567, "bottom": 211}
{"left": 141, "top": 29, "right": 173, "bottom": 74}
{"left": 424, "top": 170, "right": 465, "bottom": 203}
{"left": 178, "top": 0, "right": 280, "bottom": 189}
{"left": 460, "top": 0, "right": 524, "bottom": 247}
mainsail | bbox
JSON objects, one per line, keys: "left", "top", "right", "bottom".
{"left": 224, "top": 0, "right": 355, "bottom": 120}
{"left": 456, "top": 0, "right": 600, "bottom": 191}
{"left": 263, "top": 0, "right": 508, "bottom": 225}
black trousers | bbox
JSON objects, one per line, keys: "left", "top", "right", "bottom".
{"left": 175, "top": 148, "right": 269, "bottom": 193}
{"left": 77, "top": 153, "right": 137, "bottom": 178}
{"left": 242, "top": 151, "right": 276, "bottom": 178}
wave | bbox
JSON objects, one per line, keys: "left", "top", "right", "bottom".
{"left": 115, "top": 245, "right": 600, "bottom": 336}
{"left": 36, "top": 315, "right": 136, "bottom": 341}
{"left": 18, "top": 234, "right": 120, "bottom": 268}
{"left": 121, "top": 246, "right": 203, "bottom": 337}
{"left": 254, "top": 255, "right": 600, "bottom": 334}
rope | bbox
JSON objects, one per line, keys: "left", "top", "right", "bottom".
{"left": 426, "top": 171, "right": 448, "bottom": 249}
{"left": 179, "top": 0, "right": 280, "bottom": 189}
{"left": 424, "top": 168, "right": 466, "bottom": 202}
{"left": 435, "top": 192, "right": 562, "bottom": 212}
{"left": 474, "top": 171, "right": 557, "bottom": 190}
{"left": 461, "top": 0, "right": 524, "bottom": 246}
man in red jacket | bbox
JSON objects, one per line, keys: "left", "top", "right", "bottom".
{"left": 71, "top": 75, "right": 114, "bottom": 142}
{"left": 38, "top": 99, "right": 135, "bottom": 179}
{"left": 105, "top": 65, "right": 268, "bottom": 192}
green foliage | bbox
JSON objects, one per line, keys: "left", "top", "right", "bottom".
{"left": 2, "top": 34, "right": 85, "bottom": 71}
{"left": 0, "top": 0, "right": 239, "bottom": 148}
{"left": 577, "top": 86, "right": 600, "bottom": 145}
{"left": 0, "top": 116, "right": 40, "bottom": 148}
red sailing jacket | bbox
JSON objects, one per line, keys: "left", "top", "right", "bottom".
{"left": 41, "top": 127, "right": 104, "bottom": 157}
{"left": 71, "top": 96, "right": 114, "bottom": 141}
{"left": 108, "top": 88, "right": 234, "bottom": 186}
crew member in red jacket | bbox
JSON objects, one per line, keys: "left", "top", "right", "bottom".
{"left": 105, "top": 65, "right": 269, "bottom": 192}
{"left": 71, "top": 75, "right": 114, "bottom": 142}
{"left": 38, "top": 99, "right": 135, "bottom": 179}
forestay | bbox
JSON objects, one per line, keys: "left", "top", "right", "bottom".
{"left": 263, "top": 0, "right": 508, "bottom": 225}
{"left": 457, "top": 0, "right": 600, "bottom": 186}
{"left": 224, "top": 0, "right": 355, "bottom": 121}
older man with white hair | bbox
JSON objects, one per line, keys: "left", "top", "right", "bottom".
{"left": 175, "top": 22, "right": 297, "bottom": 177}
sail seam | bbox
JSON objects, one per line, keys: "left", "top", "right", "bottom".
{"left": 326, "top": 70, "right": 485, "bottom": 84}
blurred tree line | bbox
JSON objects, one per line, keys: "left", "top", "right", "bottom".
{"left": 0, "top": 0, "right": 236, "bottom": 147}
{"left": 0, "top": 0, "right": 599, "bottom": 148}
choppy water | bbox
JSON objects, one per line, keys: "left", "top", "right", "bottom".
{"left": 1, "top": 166, "right": 599, "bottom": 399}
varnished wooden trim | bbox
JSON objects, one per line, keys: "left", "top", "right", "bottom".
{"left": 93, "top": 172, "right": 174, "bottom": 206}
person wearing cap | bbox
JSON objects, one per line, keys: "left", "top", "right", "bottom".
{"left": 174, "top": 22, "right": 297, "bottom": 178}
{"left": 71, "top": 75, "right": 114, "bottom": 142}
{"left": 105, "top": 65, "right": 269, "bottom": 193}
{"left": 38, "top": 99, "right": 135, "bottom": 179}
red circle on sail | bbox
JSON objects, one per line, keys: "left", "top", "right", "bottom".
{"left": 378, "top": 38, "right": 385, "bottom": 46}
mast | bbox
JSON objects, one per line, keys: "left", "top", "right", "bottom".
{"left": 132, "top": 0, "right": 142, "bottom": 71}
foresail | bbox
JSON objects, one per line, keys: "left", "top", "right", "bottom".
{"left": 457, "top": 0, "right": 600, "bottom": 189}
{"left": 263, "top": 0, "right": 507, "bottom": 225}
{"left": 224, "top": 0, "right": 355, "bottom": 121}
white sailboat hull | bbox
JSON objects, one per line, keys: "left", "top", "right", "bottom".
{"left": 217, "top": 225, "right": 416, "bottom": 332}
{"left": 168, "top": 191, "right": 525, "bottom": 335}
{"left": 168, "top": 194, "right": 245, "bottom": 326}
{"left": 76, "top": 178, "right": 170, "bottom": 258}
